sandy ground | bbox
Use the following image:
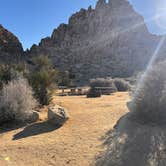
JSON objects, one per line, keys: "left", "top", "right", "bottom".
{"left": 0, "top": 92, "right": 130, "bottom": 166}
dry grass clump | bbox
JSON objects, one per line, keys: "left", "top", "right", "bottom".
{"left": 0, "top": 77, "right": 37, "bottom": 124}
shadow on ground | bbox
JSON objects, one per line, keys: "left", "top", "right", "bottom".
{"left": 0, "top": 122, "right": 26, "bottom": 134}
{"left": 13, "top": 121, "right": 60, "bottom": 140}
{"left": 96, "top": 113, "right": 166, "bottom": 166}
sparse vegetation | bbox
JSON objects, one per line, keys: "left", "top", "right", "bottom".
{"left": 0, "top": 77, "right": 37, "bottom": 124}
{"left": 131, "top": 61, "right": 166, "bottom": 123}
{"left": 29, "top": 56, "right": 58, "bottom": 105}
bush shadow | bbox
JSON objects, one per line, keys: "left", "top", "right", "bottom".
{"left": 13, "top": 121, "right": 60, "bottom": 140}
{"left": 0, "top": 121, "right": 27, "bottom": 134}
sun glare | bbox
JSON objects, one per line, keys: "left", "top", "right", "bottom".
{"left": 134, "top": 35, "right": 166, "bottom": 100}
{"left": 155, "top": 0, "right": 166, "bottom": 30}
{"left": 155, "top": 8, "right": 166, "bottom": 30}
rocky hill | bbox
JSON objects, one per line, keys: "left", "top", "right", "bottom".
{"left": 0, "top": 0, "right": 165, "bottom": 84}
{"left": 0, "top": 25, "right": 23, "bottom": 64}
{"left": 27, "top": 0, "right": 163, "bottom": 84}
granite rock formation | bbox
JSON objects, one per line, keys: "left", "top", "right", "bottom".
{"left": 27, "top": 0, "right": 163, "bottom": 84}
{"left": 0, "top": 25, "right": 23, "bottom": 63}
{"left": 0, "top": 0, "right": 164, "bottom": 84}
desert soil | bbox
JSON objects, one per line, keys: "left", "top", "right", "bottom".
{"left": 0, "top": 92, "right": 130, "bottom": 166}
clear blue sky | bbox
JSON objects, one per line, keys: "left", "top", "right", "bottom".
{"left": 0, "top": 0, "right": 166, "bottom": 50}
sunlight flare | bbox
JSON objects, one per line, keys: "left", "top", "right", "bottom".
{"left": 155, "top": 8, "right": 166, "bottom": 30}
{"left": 155, "top": 0, "right": 166, "bottom": 30}
{"left": 134, "top": 35, "right": 166, "bottom": 99}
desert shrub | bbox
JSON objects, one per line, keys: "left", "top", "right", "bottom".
{"left": 87, "top": 78, "right": 117, "bottom": 98}
{"left": 0, "top": 65, "right": 12, "bottom": 85}
{"left": 90, "top": 78, "right": 112, "bottom": 88}
{"left": 114, "top": 78, "right": 131, "bottom": 91}
{"left": 29, "top": 56, "right": 58, "bottom": 105}
{"left": 0, "top": 77, "right": 37, "bottom": 124}
{"left": 56, "top": 70, "right": 71, "bottom": 87}
{"left": 89, "top": 78, "right": 117, "bottom": 95}
{"left": 130, "top": 61, "right": 166, "bottom": 123}
{"left": 0, "top": 64, "right": 28, "bottom": 89}
{"left": 56, "top": 70, "right": 76, "bottom": 88}
{"left": 12, "top": 63, "right": 28, "bottom": 76}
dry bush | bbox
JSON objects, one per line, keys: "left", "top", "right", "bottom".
{"left": 114, "top": 78, "right": 131, "bottom": 91}
{"left": 130, "top": 61, "right": 166, "bottom": 123}
{"left": 0, "top": 77, "right": 37, "bottom": 124}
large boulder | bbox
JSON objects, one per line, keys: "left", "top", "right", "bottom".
{"left": 48, "top": 105, "right": 69, "bottom": 126}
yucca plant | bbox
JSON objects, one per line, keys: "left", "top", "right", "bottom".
{"left": 29, "top": 56, "right": 58, "bottom": 105}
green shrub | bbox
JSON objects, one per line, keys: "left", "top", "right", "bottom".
{"left": 114, "top": 78, "right": 131, "bottom": 91}
{"left": 29, "top": 56, "right": 58, "bottom": 105}
{"left": 0, "top": 77, "right": 37, "bottom": 124}
{"left": 130, "top": 61, "right": 166, "bottom": 123}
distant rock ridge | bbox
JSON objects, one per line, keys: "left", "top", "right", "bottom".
{"left": 0, "top": 0, "right": 164, "bottom": 83}
{"left": 0, "top": 25, "right": 23, "bottom": 54}
{"left": 0, "top": 24, "right": 23, "bottom": 64}
{"left": 27, "top": 0, "right": 163, "bottom": 84}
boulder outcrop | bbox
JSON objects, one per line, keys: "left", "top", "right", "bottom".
{"left": 0, "top": 25, "right": 23, "bottom": 64}
{"left": 27, "top": 0, "right": 163, "bottom": 84}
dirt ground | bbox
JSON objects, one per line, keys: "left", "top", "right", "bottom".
{"left": 0, "top": 92, "right": 130, "bottom": 166}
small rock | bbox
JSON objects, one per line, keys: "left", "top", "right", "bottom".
{"left": 48, "top": 105, "right": 69, "bottom": 126}
{"left": 27, "top": 111, "right": 39, "bottom": 123}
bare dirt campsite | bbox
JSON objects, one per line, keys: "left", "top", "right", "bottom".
{"left": 0, "top": 92, "right": 130, "bottom": 166}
